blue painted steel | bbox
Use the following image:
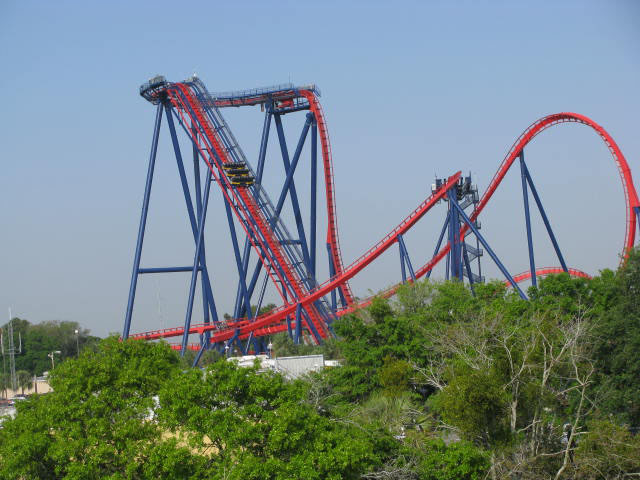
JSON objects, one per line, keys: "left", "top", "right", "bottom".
{"left": 294, "top": 303, "right": 302, "bottom": 343}
{"left": 337, "top": 283, "right": 347, "bottom": 308}
{"left": 462, "top": 242, "right": 473, "bottom": 284}
{"left": 243, "top": 332, "right": 254, "bottom": 355}
{"left": 273, "top": 113, "right": 314, "bottom": 273}
{"left": 191, "top": 122, "right": 213, "bottom": 345}
{"left": 241, "top": 116, "right": 311, "bottom": 313}
{"left": 286, "top": 315, "right": 293, "bottom": 339}
{"left": 398, "top": 234, "right": 416, "bottom": 281}
{"left": 462, "top": 242, "right": 476, "bottom": 295}
{"left": 210, "top": 82, "right": 320, "bottom": 102}
{"left": 223, "top": 192, "right": 255, "bottom": 323}
{"left": 167, "top": 108, "right": 218, "bottom": 327}
{"left": 399, "top": 241, "right": 407, "bottom": 283}
{"left": 427, "top": 210, "right": 450, "bottom": 279}
{"left": 310, "top": 116, "right": 318, "bottom": 276}
{"left": 445, "top": 252, "right": 450, "bottom": 281}
{"left": 447, "top": 190, "right": 463, "bottom": 280}
{"left": 123, "top": 104, "right": 163, "bottom": 339}
{"left": 636, "top": 207, "right": 640, "bottom": 233}
{"left": 450, "top": 197, "right": 527, "bottom": 299}
{"left": 475, "top": 235, "right": 483, "bottom": 283}
{"left": 327, "top": 243, "right": 337, "bottom": 312}
{"left": 185, "top": 81, "right": 326, "bottom": 325}
{"left": 234, "top": 111, "right": 272, "bottom": 318}
{"left": 519, "top": 151, "right": 537, "bottom": 287}
{"left": 521, "top": 161, "right": 568, "bottom": 272}
{"left": 139, "top": 266, "right": 201, "bottom": 274}
{"left": 226, "top": 329, "right": 240, "bottom": 357}
{"left": 193, "top": 342, "right": 207, "bottom": 367}
{"left": 254, "top": 269, "right": 269, "bottom": 319}
{"left": 166, "top": 105, "right": 198, "bottom": 236}
{"left": 181, "top": 167, "right": 213, "bottom": 353}
{"left": 302, "top": 309, "right": 322, "bottom": 344}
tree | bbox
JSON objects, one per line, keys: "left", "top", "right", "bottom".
{"left": 0, "top": 338, "right": 394, "bottom": 479}
{"left": 0, "top": 337, "right": 206, "bottom": 479}
{"left": 158, "top": 358, "right": 391, "bottom": 480}
{"left": 16, "top": 370, "right": 32, "bottom": 395}
{"left": 1, "top": 318, "right": 100, "bottom": 376}
{"left": 591, "top": 247, "right": 640, "bottom": 427}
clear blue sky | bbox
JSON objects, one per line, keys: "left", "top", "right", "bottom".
{"left": 1, "top": 1, "right": 639, "bottom": 337}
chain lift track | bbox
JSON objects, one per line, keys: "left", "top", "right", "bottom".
{"left": 123, "top": 76, "right": 640, "bottom": 360}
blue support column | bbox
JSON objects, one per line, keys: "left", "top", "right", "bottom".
{"left": 243, "top": 332, "right": 254, "bottom": 355}
{"left": 522, "top": 162, "right": 568, "bottom": 272}
{"left": 427, "top": 210, "right": 450, "bottom": 279}
{"left": 399, "top": 242, "right": 407, "bottom": 283}
{"left": 166, "top": 106, "right": 198, "bottom": 237}
{"left": 226, "top": 329, "right": 240, "bottom": 357}
{"left": 450, "top": 197, "right": 527, "bottom": 300}
{"left": 234, "top": 111, "right": 272, "bottom": 318}
{"left": 635, "top": 207, "right": 640, "bottom": 234}
{"left": 241, "top": 122, "right": 309, "bottom": 312}
{"left": 166, "top": 108, "right": 218, "bottom": 331}
{"left": 191, "top": 122, "right": 214, "bottom": 346}
{"left": 447, "top": 190, "right": 462, "bottom": 281}
{"left": 123, "top": 103, "right": 163, "bottom": 339}
{"left": 519, "top": 151, "right": 537, "bottom": 287}
{"left": 302, "top": 309, "right": 322, "bottom": 344}
{"left": 294, "top": 303, "right": 302, "bottom": 344}
{"left": 181, "top": 167, "right": 213, "bottom": 353}
{"left": 286, "top": 315, "right": 293, "bottom": 339}
{"left": 192, "top": 342, "right": 207, "bottom": 368}
{"left": 273, "top": 113, "right": 313, "bottom": 272}
{"left": 398, "top": 234, "right": 416, "bottom": 282}
{"left": 223, "top": 193, "right": 255, "bottom": 322}
{"left": 310, "top": 116, "right": 318, "bottom": 277}
{"left": 327, "top": 243, "right": 337, "bottom": 312}
{"left": 462, "top": 242, "right": 476, "bottom": 296}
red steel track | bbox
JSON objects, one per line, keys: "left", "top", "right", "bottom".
{"left": 470, "top": 113, "right": 639, "bottom": 262}
{"left": 130, "top": 102, "right": 639, "bottom": 345}
{"left": 206, "top": 86, "right": 354, "bottom": 305}
{"left": 512, "top": 267, "right": 591, "bottom": 284}
{"left": 168, "top": 84, "right": 329, "bottom": 339}
{"left": 298, "top": 90, "right": 354, "bottom": 305}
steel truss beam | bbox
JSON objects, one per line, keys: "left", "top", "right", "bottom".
{"left": 448, "top": 188, "right": 527, "bottom": 299}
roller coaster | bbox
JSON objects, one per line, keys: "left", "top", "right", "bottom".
{"left": 122, "top": 75, "right": 640, "bottom": 365}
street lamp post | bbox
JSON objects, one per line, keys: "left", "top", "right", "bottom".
{"left": 74, "top": 329, "right": 80, "bottom": 357}
{"left": 47, "top": 350, "right": 61, "bottom": 370}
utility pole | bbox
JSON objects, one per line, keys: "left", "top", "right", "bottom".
{"left": 1, "top": 326, "right": 6, "bottom": 399}
{"left": 7, "top": 309, "right": 21, "bottom": 394}
{"left": 48, "top": 351, "right": 61, "bottom": 370}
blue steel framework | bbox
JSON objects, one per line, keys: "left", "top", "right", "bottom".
{"left": 123, "top": 101, "right": 575, "bottom": 363}
{"left": 420, "top": 164, "right": 570, "bottom": 300}
{"left": 124, "top": 80, "right": 636, "bottom": 366}
{"left": 426, "top": 176, "right": 484, "bottom": 286}
{"left": 123, "top": 79, "right": 343, "bottom": 363}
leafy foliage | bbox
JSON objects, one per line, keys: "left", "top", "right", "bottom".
{"left": 2, "top": 251, "right": 640, "bottom": 478}
{"left": 1, "top": 318, "right": 100, "bottom": 376}
{"left": 0, "top": 337, "right": 203, "bottom": 479}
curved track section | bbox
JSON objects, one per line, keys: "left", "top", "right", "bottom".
{"left": 129, "top": 104, "right": 639, "bottom": 349}
{"left": 512, "top": 267, "right": 591, "bottom": 284}
{"left": 383, "top": 112, "right": 640, "bottom": 293}
{"left": 472, "top": 113, "right": 639, "bottom": 261}
{"left": 298, "top": 89, "right": 354, "bottom": 305}
{"left": 207, "top": 85, "right": 354, "bottom": 305}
